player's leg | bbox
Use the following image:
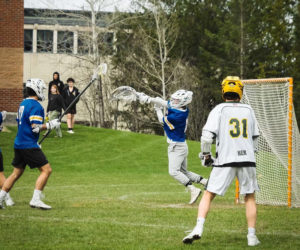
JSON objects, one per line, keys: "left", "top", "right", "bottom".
{"left": 168, "top": 144, "right": 201, "bottom": 204}
{"left": 183, "top": 167, "right": 236, "bottom": 244}
{"left": 20, "top": 148, "right": 52, "bottom": 210}
{"left": 35, "top": 163, "right": 52, "bottom": 191}
{"left": 180, "top": 156, "right": 204, "bottom": 204}
{"left": 168, "top": 144, "right": 191, "bottom": 185}
{"left": 0, "top": 167, "right": 24, "bottom": 208}
{"left": 30, "top": 163, "right": 52, "bottom": 210}
{"left": 0, "top": 172, "right": 14, "bottom": 207}
{"left": 182, "top": 190, "right": 216, "bottom": 243}
{"left": 180, "top": 152, "right": 208, "bottom": 187}
{"left": 237, "top": 167, "right": 260, "bottom": 246}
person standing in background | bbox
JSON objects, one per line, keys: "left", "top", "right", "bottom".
{"left": 62, "top": 78, "right": 80, "bottom": 134}
{"left": 48, "top": 72, "right": 64, "bottom": 96}
{"left": 47, "top": 85, "right": 65, "bottom": 138}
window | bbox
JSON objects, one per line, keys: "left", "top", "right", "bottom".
{"left": 78, "top": 32, "right": 91, "bottom": 55}
{"left": 24, "top": 29, "right": 33, "bottom": 52}
{"left": 57, "top": 31, "right": 74, "bottom": 54}
{"left": 37, "top": 30, "right": 53, "bottom": 53}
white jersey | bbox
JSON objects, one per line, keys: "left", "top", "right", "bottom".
{"left": 203, "top": 102, "right": 259, "bottom": 167}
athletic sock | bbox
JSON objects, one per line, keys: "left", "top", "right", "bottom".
{"left": 0, "top": 190, "right": 7, "bottom": 201}
{"left": 248, "top": 227, "right": 256, "bottom": 236}
{"left": 68, "top": 128, "right": 72, "bottom": 131}
{"left": 6, "top": 192, "right": 11, "bottom": 199}
{"left": 33, "top": 189, "right": 42, "bottom": 200}
{"left": 197, "top": 217, "right": 205, "bottom": 227}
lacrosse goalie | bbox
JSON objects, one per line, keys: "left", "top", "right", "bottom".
{"left": 136, "top": 90, "right": 208, "bottom": 204}
{"left": 182, "top": 76, "right": 260, "bottom": 246}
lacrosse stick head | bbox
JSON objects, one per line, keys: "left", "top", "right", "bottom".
{"left": 110, "top": 86, "right": 137, "bottom": 103}
{"left": 93, "top": 63, "right": 108, "bottom": 80}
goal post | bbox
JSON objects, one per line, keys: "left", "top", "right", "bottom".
{"left": 235, "top": 77, "right": 300, "bottom": 207}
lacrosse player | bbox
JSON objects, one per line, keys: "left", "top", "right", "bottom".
{"left": 0, "top": 111, "right": 14, "bottom": 206}
{"left": 182, "top": 76, "right": 260, "bottom": 246}
{"left": 0, "top": 79, "right": 61, "bottom": 210}
{"left": 137, "top": 90, "right": 207, "bottom": 204}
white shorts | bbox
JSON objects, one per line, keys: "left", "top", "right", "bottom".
{"left": 206, "top": 167, "right": 260, "bottom": 196}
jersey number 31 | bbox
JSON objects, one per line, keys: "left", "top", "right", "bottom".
{"left": 229, "top": 118, "right": 248, "bottom": 138}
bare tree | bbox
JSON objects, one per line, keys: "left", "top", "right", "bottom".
{"left": 127, "top": 0, "right": 181, "bottom": 99}
{"left": 37, "top": 0, "right": 116, "bottom": 127}
{"left": 110, "top": 0, "right": 185, "bottom": 132}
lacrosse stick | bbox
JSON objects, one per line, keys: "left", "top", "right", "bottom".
{"left": 110, "top": 86, "right": 138, "bottom": 103}
{"left": 38, "top": 63, "right": 108, "bottom": 145}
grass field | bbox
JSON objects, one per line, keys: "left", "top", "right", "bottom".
{"left": 0, "top": 124, "right": 299, "bottom": 249}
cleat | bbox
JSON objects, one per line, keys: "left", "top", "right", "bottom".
{"left": 67, "top": 130, "right": 74, "bottom": 134}
{"left": 182, "top": 226, "right": 203, "bottom": 244}
{"left": 5, "top": 193, "right": 15, "bottom": 206}
{"left": 189, "top": 187, "right": 201, "bottom": 204}
{"left": 200, "top": 178, "right": 208, "bottom": 186}
{"left": 247, "top": 234, "right": 260, "bottom": 246}
{"left": 30, "top": 199, "right": 51, "bottom": 210}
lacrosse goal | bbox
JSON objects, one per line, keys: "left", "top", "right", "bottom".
{"left": 235, "top": 77, "right": 300, "bottom": 207}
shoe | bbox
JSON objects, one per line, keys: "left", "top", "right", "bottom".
{"left": 5, "top": 193, "right": 14, "bottom": 206}
{"left": 247, "top": 234, "right": 260, "bottom": 246}
{"left": 188, "top": 187, "right": 201, "bottom": 204}
{"left": 200, "top": 178, "right": 208, "bottom": 186}
{"left": 182, "top": 225, "right": 203, "bottom": 244}
{"left": 67, "top": 130, "right": 74, "bottom": 134}
{"left": 30, "top": 199, "right": 51, "bottom": 210}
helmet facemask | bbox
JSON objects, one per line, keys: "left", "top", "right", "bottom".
{"left": 169, "top": 90, "right": 193, "bottom": 109}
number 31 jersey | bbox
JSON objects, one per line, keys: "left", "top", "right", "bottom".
{"left": 203, "top": 102, "right": 259, "bottom": 167}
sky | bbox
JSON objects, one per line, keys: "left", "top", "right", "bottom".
{"left": 24, "top": 0, "right": 134, "bottom": 12}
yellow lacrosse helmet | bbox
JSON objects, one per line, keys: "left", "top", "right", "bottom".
{"left": 221, "top": 76, "right": 243, "bottom": 100}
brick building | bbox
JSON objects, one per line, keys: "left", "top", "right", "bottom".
{"left": 0, "top": 0, "right": 24, "bottom": 112}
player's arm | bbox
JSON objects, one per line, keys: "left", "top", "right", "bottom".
{"left": 154, "top": 105, "right": 164, "bottom": 123}
{"left": 32, "top": 119, "right": 61, "bottom": 133}
{"left": 199, "top": 130, "right": 215, "bottom": 167}
{"left": 251, "top": 108, "right": 260, "bottom": 153}
{"left": 136, "top": 92, "right": 168, "bottom": 107}
{"left": 30, "top": 107, "right": 60, "bottom": 133}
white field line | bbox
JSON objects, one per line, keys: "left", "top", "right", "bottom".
{"left": 0, "top": 214, "right": 299, "bottom": 238}
{"left": 12, "top": 183, "right": 180, "bottom": 190}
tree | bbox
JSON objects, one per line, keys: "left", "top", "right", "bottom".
{"left": 41, "top": 0, "right": 116, "bottom": 127}
{"left": 111, "top": 0, "right": 184, "bottom": 133}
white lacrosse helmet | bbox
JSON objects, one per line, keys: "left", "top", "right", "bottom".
{"left": 169, "top": 89, "right": 193, "bottom": 108}
{"left": 26, "top": 78, "right": 46, "bottom": 101}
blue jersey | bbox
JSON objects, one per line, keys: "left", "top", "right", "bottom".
{"left": 163, "top": 106, "right": 189, "bottom": 142}
{"left": 0, "top": 112, "right": 3, "bottom": 152}
{"left": 14, "top": 99, "right": 44, "bottom": 149}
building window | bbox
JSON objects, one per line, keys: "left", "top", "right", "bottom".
{"left": 78, "top": 32, "right": 91, "bottom": 55}
{"left": 37, "top": 30, "right": 53, "bottom": 53}
{"left": 24, "top": 29, "right": 33, "bottom": 52}
{"left": 58, "top": 31, "right": 73, "bottom": 54}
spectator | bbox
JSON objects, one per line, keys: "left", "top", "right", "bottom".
{"left": 62, "top": 78, "right": 80, "bottom": 134}
{"left": 47, "top": 85, "right": 65, "bottom": 137}
{"left": 48, "top": 72, "right": 64, "bottom": 96}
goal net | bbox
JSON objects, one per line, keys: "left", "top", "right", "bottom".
{"left": 237, "top": 78, "right": 300, "bottom": 207}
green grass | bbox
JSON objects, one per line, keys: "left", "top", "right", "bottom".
{"left": 0, "top": 125, "right": 299, "bottom": 249}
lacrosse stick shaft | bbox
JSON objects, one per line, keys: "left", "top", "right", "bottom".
{"left": 38, "top": 77, "right": 98, "bottom": 145}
